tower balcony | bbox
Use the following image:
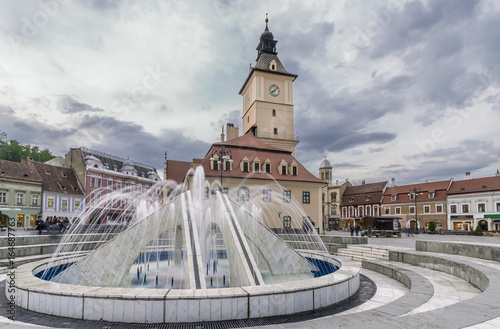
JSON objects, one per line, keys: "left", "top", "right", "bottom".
{"left": 255, "top": 131, "right": 299, "bottom": 142}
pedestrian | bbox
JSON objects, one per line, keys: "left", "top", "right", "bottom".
{"left": 350, "top": 225, "right": 354, "bottom": 236}
{"left": 355, "top": 225, "right": 360, "bottom": 236}
{"left": 35, "top": 215, "right": 45, "bottom": 235}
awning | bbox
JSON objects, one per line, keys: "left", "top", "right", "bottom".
{"left": 484, "top": 214, "right": 500, "bottom": 219}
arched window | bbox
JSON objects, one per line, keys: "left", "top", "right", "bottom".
{"left": 237, "top": 186, "right": 250, "bottom": 202}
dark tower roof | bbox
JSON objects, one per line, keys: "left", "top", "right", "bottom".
{"left": 256, "top": 14, "right": 278, "bottom": 60}
{"left": 239, "top": 15, "right": 297, "bottom": 95}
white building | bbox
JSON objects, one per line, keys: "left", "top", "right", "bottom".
{"left": 447, "top": 173, "right": 500, "bottom": 231}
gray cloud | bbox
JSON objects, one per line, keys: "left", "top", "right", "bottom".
{"left": 59, "top": 96, "right": 104, "bottom": 113}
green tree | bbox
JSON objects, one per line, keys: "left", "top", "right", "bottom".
{"left": 0, "top": 130, "right": 56, "bottom": 162}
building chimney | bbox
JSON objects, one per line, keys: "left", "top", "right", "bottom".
{"left": 362, "top": 179, "right": 366, "bottom": 185}
{"left": 465, "top": 171, "right": 471, "bottom": 179}
{"left": 226, "top": 123, "right": 239, "bottom": 141}
{"left": 391, "top": 177, "right": 395, "bottom": 187}
{"left": 21, "top": 156, "right": 26, "bottom": 164}
{"left": 220, "top": 126, "right": 225, "bottom": 142}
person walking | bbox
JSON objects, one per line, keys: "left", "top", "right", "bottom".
{"left": 35, "top": 215, "right": 45, "bottom": 235}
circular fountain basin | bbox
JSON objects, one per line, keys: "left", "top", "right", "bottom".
{"left": 11, "top": 253, "right": 359, "bottom": 323}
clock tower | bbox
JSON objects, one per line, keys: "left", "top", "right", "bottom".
{"left": 239, "top": 16, "right": 299, "bottom": 155}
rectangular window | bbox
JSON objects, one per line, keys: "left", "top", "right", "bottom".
{"left": 265, "top": 163, "right": 271, "bottom": 173}
{"left": 263, "top": 189, "right": 272, "bottom": 202}
{"left": 359, "top": 207, "right": 364, "bottom": 217}
{"left": 32, "top": 195, "right": 39, "bottom": 206}
{"left": 0, "top": 192, "right": 6, "bottom": 203}
{"left": 409, "top": 206, "right": 415, "bottom": 214}
{"left": 497, "top": 203, "right": 500, "bottom": 212}
{"left": 436, "top": 205, "right": 443, "bottom": 213}
{"left": 117, "top": 182, "right": 122, "bottom": 190}
{"left": 254, "top": 163, "right": 260, "bottom": 172}
{"left": 225, "top": 161, "right": 231, "bottom": 171}
{"left": 97, "top": 178, "right": 102, "bottom": 188}
{"left": 281, "top": 165, "right": 287, "bottom": 175}
{"left": 108, "top": 179, "right": 112, "bottom": 188}
{"left": 272, "top": 109, "right": 276, "bottom": 117}
{"left": 283, "top": 216, "right": 291, "bottom": 228}
{"left": 61, "top": 200, "right": 68, "bottom": 210}
{"left": 395, "top": 207, "right": 401, "bottom": 214}
{"left": 91, "top": 177, "right": 95, "bottom": 187}
{"left": 292, "top": 166, "right": 297, "bottom": 176}
{"left": 48, "top": 198, "right": 54, "bottom": 208}
{"left": 366, "top": 207, "right": 371, "bottom": 216}
{"left": 424, "top": 205, "right": 430, "bottom": 213}
{"left": 243, "top": 162, "right": 249, "bottom": 172}
{"left": 274, "top": 128, "right": 278, "bottom": 135}
{"left": 283, "top": 190, "right": 292, "bottom": 203}
{"left": 374, "top": 207, "right": 379, "bottom": 216}
{"left": 302, "top": 191, "right": 310, "bottom": 204}
{"left": 16, "top": 193, "right": 24, "bottom": 205}
{"left": 213, "top": 160, "right": 219, "bottom": 171}
{"left": 462, "top": 204, "right": 469, "bottom": 213}
{"left": 384, "top": 207, "right": 390, "bottom": 215}
{"left": 450, "top": 205, "right": 457, "bottom": 213}
{"left": 478, "top": 203, "right": 486, "bottom": 213}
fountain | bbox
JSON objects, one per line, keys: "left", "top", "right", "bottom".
{"left": 8, "top": 167, "right": 360, "bottom": 323}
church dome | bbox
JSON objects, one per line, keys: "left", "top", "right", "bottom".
{"left": 320, "top": 158, "right": 332, "bottom": 169}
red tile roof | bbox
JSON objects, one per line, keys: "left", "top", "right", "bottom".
{"left": 340, "top": 181, "right": 387, "bottom": 207}
{"left": 0, "top": 159, "right": 42, "bottom": 183}
{"left": 165, "top": 160, "right": 192, "bottom": 184}
{"left": 199, "top": 134, "right": 324, "bottom": 184}
{"left": 32, "top": 162, "right": 84, "bottom": 195}
{"left": 448, "top": 175, "right": 500, "bottom": 195}
{"left": 383, "top": 180, "right": 451, "bottom": 204}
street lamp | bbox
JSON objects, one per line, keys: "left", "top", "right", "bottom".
{"left": 209, "top": 145, "right": 232, "bottom": 192}
{"left": 409, "top": 187, "right": 423, "bottom": 233}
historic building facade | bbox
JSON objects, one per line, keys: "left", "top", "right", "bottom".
{"left": 447, "top": 173, "right": 500, "bottom": 231}
{"left": 340, "top": 181, "right": 387, "bottom": 228}
{"left": 165, "top": 18, "right": 325, "bottom": 233}
{"left": 0, "top": 158, "right": 43, "bottom": 228}
{"left": 382, "top": 180, "right": 451, "bottom": 231}
{"left": 64, "top": 147, "right": 162, "bottom": 224}
{"left": 32, "top": 162, "right": 85, "bottom": 221}
{"left": 319, "top": 158, "right": 352, "bottom": 231}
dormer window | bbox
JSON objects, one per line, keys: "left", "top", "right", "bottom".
{"left": 264, "top": 159, "right": 271, "bottom": 174}
{"left": 365, "top": 195, "right": 371, "bottom": 201}
{"left": 240, "top": 156, "right": 250, "bottom": 173}
{"left": 269, "top": 59, "right": 278, "bottom": 71}
{"left": 391, "top": 195, "right": 397, "bottom": 201}
{"left": 428, "top": 192, "right": 435, "bottom": 198}
{"left": 252, "top": 157, "right": 261, "bottom": 173}
{"left": 61, "top": 172, "right": 67, "bottom": 177}
{"left": 349, "top": 197, "right": 354, "bottom": 202}
{"left": 289, "top": 160, "right": 298, "bottom": 176}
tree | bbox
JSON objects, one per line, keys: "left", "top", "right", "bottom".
{"left": 0, "top": 130, "right": 56, "bottom": 162}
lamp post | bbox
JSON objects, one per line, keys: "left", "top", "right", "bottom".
{"left": 409, "top": 187, "right": 423, "bottom": 233}
{"left": 209, "top": 145, "right": 232, "bottom": 192}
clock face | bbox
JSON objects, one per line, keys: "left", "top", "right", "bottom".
{"left": 247, "top": 92, "right": 251, "bottom": 104}
{"left": 269, "top": 84, "right": 280, "bottom": 97}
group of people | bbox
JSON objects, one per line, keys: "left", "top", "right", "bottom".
{"left": 35, "top": 216, "right": 71, "bottom": 235}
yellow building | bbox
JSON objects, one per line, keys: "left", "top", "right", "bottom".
{"left": 165, "top": 17, "right": 325, "bottom": 232}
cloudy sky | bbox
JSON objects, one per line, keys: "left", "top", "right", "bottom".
{"left": 1, "top": 0, "right": 499, "bottom": 185}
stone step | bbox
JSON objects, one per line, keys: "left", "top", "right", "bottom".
{"left": 338, "top": 246, "right": 389, "bottom": 256}
{"left": 336, "top": 251, "right": 388, "bottom": 260}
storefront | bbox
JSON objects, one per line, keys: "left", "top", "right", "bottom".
{"left": 450, "top": 215, "right": 474, "bottom": 231}
{"left": 0, "top": 207, "right": 41, "bottom": 228}
{"left": 484, "top": 214, "right": 500, "bottom": 231}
